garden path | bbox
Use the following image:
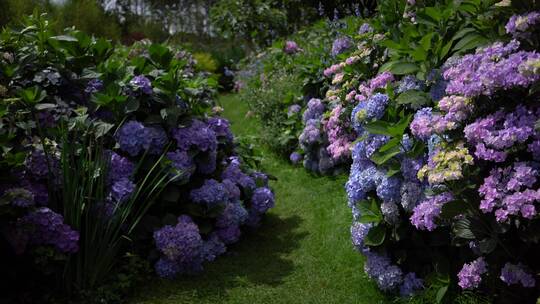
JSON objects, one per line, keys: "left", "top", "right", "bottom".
{"left": 130, "top": 94, "right": 387, "bottom": 304}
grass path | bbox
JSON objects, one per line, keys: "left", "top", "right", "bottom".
{"left": 131, "top": 94, "right": 388, "bottom": 304}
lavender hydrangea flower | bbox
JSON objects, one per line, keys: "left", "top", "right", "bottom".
{"left": 146, "top": 126, "right": 168, "bottom": 155}
{"left": 410, "top": 192, "right": 453, "bottom": 231}
{"left": 289, "top": 152, "right": 303, "bottom": 164}
{"left": 5, "top": 188, "right": 34, "bottom": 207}
{"left": 376, "top": 175, "right": 401, "bottom": 203}
{"left": 251, "top": 187, "right": 275, "bottom": 214}
{"left": 167, "top": 150, "right": 195, "bottom": 180}
{"left": 190, "top": 179, "right": 229, "bottom": 208}
{"left": 500, "top": 263, "right": 536, "bottom": 287}
{"left": 302, "top": 98, "right": 324, "bottom": 122}
{"left": 284, "top": 41, "right": 300, "bottom": 54}
{"left": 351, "top": 222, "right": 372, "bottom": 252}
{"left": 410, "top": 108, "right": 434, "bottom": 141}
{"left": 154, "top": 215, "right": 202, "bottom": 262}
{"left": 116, "top": 121, "right": 149, "bottom": 156}
{"left": 458, "top": 258, "right": 488, "bottom": 290}
{"left": 478, "top": 162, "right": 540, "bottom": 222}
{"left": 396, "top": 76, "right": 425, "bottom": 93}
{"left": 85, "top": 79, "right": 103, "bottom": 94}
{"left": 109, "top": 178, "right": 135, "bottom": 203}
{"left": 172, "top": 119, "right": 217, "bottom": 152}
{"left": 216, "top": 201, "right": 248, "bottom": 228}
{"left": 107, "top": 151, "right": 134, "bottom": 184}
{"left": 443, "top": 40, "right": 540, "bottom": 97}
{"left": 154, "top": 257, "right": 181, "bottom": 279}
{"left": 221, "top": 160, "right": 256, "bottom": 191}
{"left": 358, "top": 23, "right": 373, "bottom": 34}
{"left": 400, "top": 273, "right": 424, "bottom": 297}
{"left": 505, "top": 12, "right": 540, "bottom": 37}
{"left": 208, "top": 117, "right": 234, "bottom": 143}
{"left": 299, "top": 119, "right": 322, "bottom": 147}
{"left": 331, "top": 37, "right": 352, "bottom": 57}
{"left": 130, "top": 75, "right": 153, "bottom": 94}
{"left": 20, "top": 207, "right": 80, "bottom": 253}
{"left": 287, "top": 104, "right": 302, "bottom": 117}
{"left": 201, "top": 234, "right": 226, "bottom": 262}
{"left": 364, "top": 251, "right": 404, "bottom": 291}
{"left": 216, "top": 225, "right": 241, "bottom": 245}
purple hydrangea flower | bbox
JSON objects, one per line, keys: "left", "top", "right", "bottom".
{"left": 222, "top": 179, "right": 241, "bottom": 201}
{"left": 167, "top": 150, "right": 195, "bottom": 180}
{"left": 358, "top": 23, "right": 373, "bottom": 34}
{"left": 458, "top": 257, "right": 488, "bottom": 290}
{"left": 107, "top": 151, "right": 134, "bottom": 184}
{"left": 109, "top": 178, "right": 135, "bottom": 203}
{"left": 331, "top": 37, "right": 353, "bottom": 57}
{"left": 364, "top": 251, "right": 404, "bottom": 291}
{"left": 410, "top": 192, "right": 453, "bottom": 231}
{"left": 302, "top": 98, "right": 325, "bottom": 122}
{"left": 251, "top": 187, "right": 275, "bottom": 214}
{"left": 443, "top": 40, "right": 540, "bottom": 97}
{"left": 216, "top": 201, "right": 248, "bottom": 228}
{"left": 201, "top": 233, "right": 226, "bottom": 262}
{"left": 146, "top": 126, "right": 168, "bottom": 155}
{"left": 85, "top": 79, "right": 104, "bottom": 94}
{"left": 190, "top": 179, "right": 229, "bottom": 208}
{"left": 400, "top": 272, "right": 424, "bottom": 297}
{"left": 208, "top": 117, "right": 234, "bottom": 143}
{"left": 506, "top": 12, "right": 540, "bottom": 37}
{"left": 116, "top": 121, "right": 149, "bottom": 156}
{"left": 287, "top": 104, "right": 302, "bottom": 117}
{"left": 130, "top": 75, "right": 153, "bottom": 94}
{"left": 154, "top": 257, "right": 181, "bottom": 279}
{"left": 351, "top": 222, "right": 372, "bottom": 252}
{"left": 396, "top": 76, "right": 425, "bottom": 94}
{"left": 289, "top": 152, "right": 303, "bottom": 164}
{"left": 20, "top": 207, "right": 79, "bottom": 253}
{"left": 172, "top": 119, "right": 217, "bottom": 152}
{"left": 284, "top": 41, "right": 300, "bottom": 54}
{"left": 221, "top": 161, "right": 256, "bottom": 191}
{"left": 216, "top": 225, "right": 241, "bottom": 244}
{"left": 500, "top": 262, "right": 536, "bottom": 288}
{"left": 153, "top": 215, "right": 203, "bottom": 262}
{"left": 5, "top": 188, "right": 34, "bottom": 207}
{"left": 410, "top": 108, "right": 434, "bottom": 141}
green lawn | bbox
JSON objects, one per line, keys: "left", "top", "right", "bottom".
{"left": 130, "top": 94, "right": 388, "bottom": 304}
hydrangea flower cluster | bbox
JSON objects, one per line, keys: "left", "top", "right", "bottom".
{"left": 85, "top": 79, "right": 103, "bottom": 94}
{"left": 287, "top": 104, "right": 301, "bottom": 117}
{"left": 351, "top": 93, "right": 389, "bottom": 133}
{"left": 458, "top": 258, "right": 488, "bottom": 290}
{"left": 500, "top": 262, "right": 536, "bottom": 287}
{"left": 331, "top": 37, "right": 352, "bottom": 57}
{"left": 130, "top": 75, "right": 153, "bottom": 95}
{"left": 417, "top": 141, "right": 473, "bottom": 185}
{"left": 20, "top": 207, "right": 80, "bottom": 253}
{"left": 478, "top": 162, "right": 539, "bottom": 222}
{"left": 356, "top": 72, "right": 394, "bottom": 101}
{"left": 324, "top": 105, "right": 355, "bottom": 161}
{"left": 284, "top": 40, "right": 300, "bottom": 54}
{"left": 190, "top": 179, "right": 229, "bottom": 208}
{"left": 464, "top": 106, "right": 538, "bottom": 162}
{"left": 443, "top": 40, "right": 540, "bottom": 97}
{"left": 172, "top": 119, "right": 218, "bottom": 153}
{"left": 505, "top": 12, "right": 540, "bottom": 38}
{"left": 410, "top": 192, "right": 453, "bottom": 231}
{"left": 116, "top": 121, "right": 168, "bottom": 156}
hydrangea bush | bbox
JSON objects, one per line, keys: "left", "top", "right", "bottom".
{"left": 0, "top": 14, "right": 275, "bottom": 302}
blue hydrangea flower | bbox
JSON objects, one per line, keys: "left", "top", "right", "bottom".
{"left": 146, "top": 126, "right": 168, "bottom": 155}
{"left": 364, "top": 251, "right": 404, "bottom": 291}
{"left": 202, "top": 234, "right": 226, "bottom": 262}
{"left": 172, "top": 119, "right": 217, "bottom": 152}
{"left": 331, "top": 37, "right": 353, "bottom": 56}
{"left": 109, "top": 177, "right": 136, "bottom": 203}
{"left": 167, "top": 150, "right": 195, "bottom": 181}
{"left": 208, "top": 117, "right": 234, "bottom": 143}
{"left": 85, "top": 79, "right": 104, "bottom": 94}
{"left": 396, "top": 76, "right": 425, "bottom": 94}
{"left": 107, "top": 151, "right": 134, "bottom": 184}
{"left": 116, "top": 121, "right": 149, "bottom": 156}
{"left": 216, "top": 201, "right": 248, "bottom": 228}
{"left": 400, "top": 272, "right": 424, "bottom": 297}
{"left": 130, "top": 75, "right": 153, "bottom": 94}
{"left": 190, "top": 179, "right": 229, "bottom": 208}
{"left": 154, "top": 257, "right": 181, "bottom": 279}
{"left": 216, "top": 225, "right": 241, "bottom": 245}
{"left": 153, "top": 215, "right": 203, "bottom": 262}
{"left": 251, "top": 187, "right": 275, "bottom": 214}
{"left": 21, "top": 207, "right": 79, "bottom": 253}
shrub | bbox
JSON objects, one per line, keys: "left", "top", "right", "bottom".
{"left": 0, "top": 13, "right": 275, "bottom": 302}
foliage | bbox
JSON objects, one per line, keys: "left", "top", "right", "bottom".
{"left": 0, "top": 13, "right": 275, "bottom": 302}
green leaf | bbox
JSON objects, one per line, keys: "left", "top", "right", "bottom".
{"left": 364, "top": 121, "right": 393, "bottom": 136}
{"left": 389, "top": 62, "right": 419, "bottom": 75}
{"left": 396, "top": 90, "right": 430, "bottom": 109}
{"left": 125, "top": 99, "right": 140, "bottom": 113}
{"left": 436, "top": 286, "right": 448, "bottom": 303}
{"left": 93, "top": 122, "right": 114, "bottom": 138}
{"left": 478, "top": 237, "right": 497, "bottom": 254}
{"left": 440, "top": 200, "right": 470, "bottom": 220}
{"left": 50, "top": 35, "right": 78, "bottom": 42}
{"left": 420, "top": 32, "right": 436, "bottom": 51}
{"left": 364, "top": 224, "right": 386, "bottom": 246}
{"left": 452, "top": 33, "right": 488, "bottom": 53}
{"left": 370, "top": 144, "right": 401, "bottom": 165}
{"left": 359, "top": 199, "right": 383, "bottom": 224}
{"left": 34, "top": 103, "right": 57, "bottom": 110}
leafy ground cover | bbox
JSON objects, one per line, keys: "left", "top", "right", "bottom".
{"left": 129, "top": 94, "right": 388, "bottom": 304}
